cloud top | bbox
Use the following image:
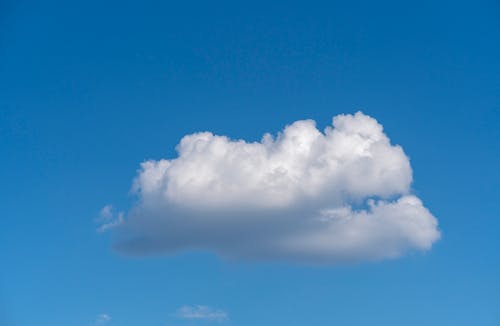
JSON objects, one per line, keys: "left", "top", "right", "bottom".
{"left": 112, "top": 112, "right": 440, "bottom": 263}
{"left": 134, "top": 112, "right": 411, "bottom": 209}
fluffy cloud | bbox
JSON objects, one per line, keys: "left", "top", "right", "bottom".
{"left": 111, "top": 112, "right": 440, "bottom": 263}
{"left": 176, "top": 305, "right": 228, "bottom": 322}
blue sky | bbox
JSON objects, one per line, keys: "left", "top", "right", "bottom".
{"left": 1, "top": 0, "right": 499, "bottom": 325}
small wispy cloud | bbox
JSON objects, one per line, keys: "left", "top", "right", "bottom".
{"left": 176, "top": 305, "right": 228, "bottom": 322}
{"left": 96, "top": 205, "right": 123, "bottom": 232}
{"left": 100, "top": 205, "right": 113, "bottom": 219}
{"left": 94, "top": 313, "right": 111, "bottom": 325}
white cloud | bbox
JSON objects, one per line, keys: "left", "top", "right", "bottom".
{"left": 176, "top": 305, "right": 228, "bottom": 322}
{"left": 111, "top": 112, "right": 440, "bottom": 263}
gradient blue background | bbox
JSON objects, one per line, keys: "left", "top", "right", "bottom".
{"left": 1, "top": 0, "right": 499, "bottom": 325}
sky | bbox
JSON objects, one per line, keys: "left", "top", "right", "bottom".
{"left": 0, "top": 0, "right": 499, "bottom": 325}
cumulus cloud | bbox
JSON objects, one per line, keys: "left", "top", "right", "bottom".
{"left": 111, "top": 112, "right": 440, "bottom": 263}
{"left": 176, "top": 305, "right": 228, "bottom": 322}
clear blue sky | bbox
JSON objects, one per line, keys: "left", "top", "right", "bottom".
{"left": 1, "top": 0, "right": 499, "bottom": 325}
